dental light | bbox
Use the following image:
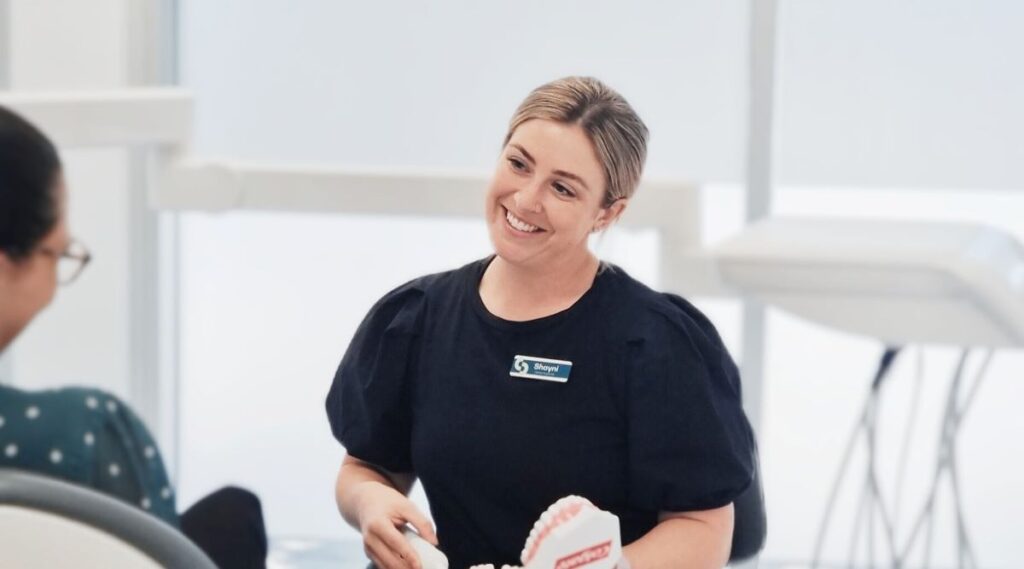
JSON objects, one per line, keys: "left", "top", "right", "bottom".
{"left": 714, "top": 216, "right": 1024, "bottom": 347}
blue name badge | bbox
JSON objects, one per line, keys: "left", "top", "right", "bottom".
{"left": 509, "top": 355, "right": 573, "bottom": 383}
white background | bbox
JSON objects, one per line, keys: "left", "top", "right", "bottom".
{"left": 5, "top": 1, "right": 1024, "bottom": 567}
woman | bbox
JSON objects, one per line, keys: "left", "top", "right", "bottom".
{"left": 327, "top": 77, "right": 754, "bottom": 569}
{"left": 0, "top": 104, "right": 267, "bottom": 569}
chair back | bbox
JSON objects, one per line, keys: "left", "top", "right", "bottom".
{"left": 729, "top": 440, "right": 767, "bottom": 563}
{"left": 0, "top": 469, "right": 216, "bottom": 569}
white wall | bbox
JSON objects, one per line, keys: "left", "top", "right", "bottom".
{"left": 775, "top": 1, "right": 1024, "bottom": 190}
{"left": 180, "top": 0, "right": 750, "bottom": 181}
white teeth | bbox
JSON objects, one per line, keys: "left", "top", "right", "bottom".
{"left": 506, "top": 209, "right": 540, "bottom": 233}
{"left": 521, "top": 495, "right": 596, "bottom": 566}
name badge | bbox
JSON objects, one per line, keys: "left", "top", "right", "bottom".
{"left": 509, "top": 355, "right": 573, "bottom": 383}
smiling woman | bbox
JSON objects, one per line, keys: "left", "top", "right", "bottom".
{"left": 488, "top": 121, "right": 609, "bottom": 269}
{"left": 328, "top": 77, "right": 755, "bottom": 569}
{"left": 482, "top": 78, "right": 646, "bottom": 321}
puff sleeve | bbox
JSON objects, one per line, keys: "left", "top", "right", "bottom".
{"left": 325, "top": 281, "right": 425, "bottom": 473}
{"left": 626, "top": 295, "right": 755, "bottom": 512}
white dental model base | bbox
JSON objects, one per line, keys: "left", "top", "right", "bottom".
{"left": 469, "top": 495, "right": 622, "bottom": 569}
{"left": 403, "top": 527, "right": 450, "bottom": 569}
{"left": 403, "top": 496, "right": 621, "bottom": 569}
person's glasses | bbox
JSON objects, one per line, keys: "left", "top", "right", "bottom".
{"left": 38, "top": 239, "right": 92, "bottom": 285}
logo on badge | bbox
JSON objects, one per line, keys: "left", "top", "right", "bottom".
{"left": 513, "top": 355, "right": 530, "bottom": 374}
{"left": 509, "top": 355, "right": 573, "bottom": 383}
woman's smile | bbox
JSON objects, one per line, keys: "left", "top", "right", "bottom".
{"left": 503, "top": 206, "right": 546, "bottom": 235}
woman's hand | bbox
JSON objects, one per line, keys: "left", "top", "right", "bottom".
{"left": 354, "top": 480, "right": 438, "bottom": 569}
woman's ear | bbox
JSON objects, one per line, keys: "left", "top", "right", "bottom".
{"left": 593, "top": 198, "right": 629, "bottom": 233}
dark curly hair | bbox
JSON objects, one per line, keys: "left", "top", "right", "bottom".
{"left": 0, "top": 105, "right": 62, "bottom": 262}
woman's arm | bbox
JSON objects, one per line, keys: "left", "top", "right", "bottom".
{"left": 336, "top": 454, "right": 437, "bottom": 569}
{"left": 336, "top": 454, "right": 416, "bottom": 526}
{"left": 621, "top": 503, "right": 734, "bottom": 569}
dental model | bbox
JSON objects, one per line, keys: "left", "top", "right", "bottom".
{"left": 403, "top": 527, "right": 450, "bottom": 569}
{"left": 469, "top": 495, "right": 622, "bottom": 569}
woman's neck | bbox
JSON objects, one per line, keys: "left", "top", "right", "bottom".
{"left": 479, "top": 251, "right": 600, "bottom": 321}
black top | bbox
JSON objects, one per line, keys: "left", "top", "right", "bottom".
{"left": 326, "top": 257, "right": 754, "bottom": 569}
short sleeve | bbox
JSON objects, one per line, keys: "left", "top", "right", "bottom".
{"left": 0, "top": 385, "right": 178, "bottom": 526}
{"left": 85, "top": 389, "right": 179, "bottom": 526}
{"left": 625, "top": 295, "right": 755, "bottom": 512}
{"left": 325, "top": 281, "right": 426, "bottom": 473}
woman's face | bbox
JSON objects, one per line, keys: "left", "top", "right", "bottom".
{"left": 485, "top": 119, "right": 625, "bottom": 270}
{"left": 0, "top": 180, "right": 67, "bottom": 351}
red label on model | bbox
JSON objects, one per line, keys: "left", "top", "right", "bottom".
{"left": 554, "top": 541, "right": 613, "bottom": 569}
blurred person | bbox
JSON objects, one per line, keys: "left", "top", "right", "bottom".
{"left": 0, "top": 104, "right": 267, "bottom": 569}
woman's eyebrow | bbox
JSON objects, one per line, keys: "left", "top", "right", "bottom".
{"left": 510, "top": 143, "right": 535, "bottom": 164}
{"left": 510, "top": 143, "right": 591, "bottom": 192}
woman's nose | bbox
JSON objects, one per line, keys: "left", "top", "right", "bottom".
{"left": 514, "top": 181, "right": 544, "bottom": 214}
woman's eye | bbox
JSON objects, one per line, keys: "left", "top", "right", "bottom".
{"left": 508, "top": 157, "right": 527, "bottom": 171}
{"left": 553, "top": 183, "right": 575, "bottom": 197}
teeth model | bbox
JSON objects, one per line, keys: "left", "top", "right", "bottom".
{"left": 413, "top": 496, "right": 621, "bottom": 569}
{"left": 472, "top": 495, "right": 622, "bottom": 569}
{"left": 520, "top": 496, "right": 622, "bottom": 569}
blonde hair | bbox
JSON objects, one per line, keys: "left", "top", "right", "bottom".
{"left": 504, "top": 76, "right": 649, "bottom": 208}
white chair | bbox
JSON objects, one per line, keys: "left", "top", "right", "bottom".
{"left": 0, "top": 468, "right": 216, "bottom": 569}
